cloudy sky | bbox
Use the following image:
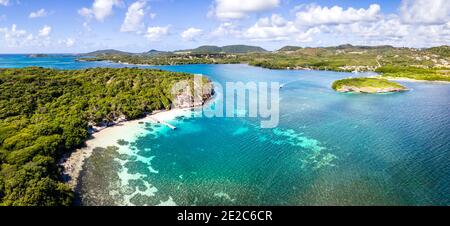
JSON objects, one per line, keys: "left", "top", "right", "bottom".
{"left": 0, "top": 0, "right": 449, "bottom": 53}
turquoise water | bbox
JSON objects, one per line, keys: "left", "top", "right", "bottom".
{"left": 1, "top": 55, "right": 449, "bottom": 205}
{"left": 0, "top": 54, "right": 120, "bottom": 69}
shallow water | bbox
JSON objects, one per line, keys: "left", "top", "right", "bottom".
{"left": 2, "top": 55, "right": 449, "bottom": 205}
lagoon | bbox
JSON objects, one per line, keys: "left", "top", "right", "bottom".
{"left": 1, "top": 55, "right": 449, "bottom": 205}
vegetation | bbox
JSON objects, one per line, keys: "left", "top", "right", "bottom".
{"left": 81, "top": 45, "right": 450, "bottom": 80}
{"left": 83, "top": 45, "right": 267, "bottom": 57}
{"left": 248, "top": 45, "right": 449, "bottom": 71}
{"left": 376, "top": 66, "right": 450, "bottom": 82}
{"left": 425, "top": 45, "right": 450, "bottom": 58}
{"left": 0, "top": 67, "right": 205, "bottom": 206}
{"left": 277, "top": 46, "right": 303, "bottom": 52}
{"left": 83, "top": 49, "right": 133, "bottom": 56}
{"left": 79, "top": 53, "right": 243, "bottom": 65}
{"left": 176, "top": 45, "right": 268, "bottom": 54}
{"left": 332, "top": 78, "right": 407, "bottom": 93}
{"left": 245, "top": 51, "right": 380, "bottom": 71}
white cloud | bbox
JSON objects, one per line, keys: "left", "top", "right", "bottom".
{"left": 83, "top": 21, "right": 92, "bottom": 31}
{"left": 38, "top": 25, "right": 52, "bottom": 37}
{"left": 145, "top": 26, "right": 169, "bottom": 41}
{"left": 78, "top": 8, "right": 92, "bottom": 18}
{"left": 245, "top": 14, "right": 299, "bottom": 41}
{"left": 210, "top": 0, "right": 280, "bottom": 20}
{"left": 0, "top": 0, "right": 9, "bottom": 6}
{"left": 416, "top": 24, "right": 450, "bottom": 45}
{"left": 348, "top": 18, "right": 409, "bottom": 40}
{"left": 0, "top": 24, "right": 78, "bottom": 51}
{"left": 121, "top": 0, "right": 147, "bottom": 33}
{"left": 0, "top": 24, "right": 52, "bottom": 48}
{"left": 0, "top": 24, "right": 27, "bottom": 47}
{"left": 296, "top": 4, "right": 381, "bottom": 26}
{"left": 244, "top": 14, "right": 320, "bottom": 42}
{"left": 207, "top": 2, "right": 449, "bottom": 47}
{"left": 322, "top": 13, "right": 449, "bottom": 47}
{"left": 296, "top": 27, "right": 321, "bottom": 42}
{"left": 181, "top": 27, "right": 203, "bottom": 41}
{"left": 211, "top": 22, "right": 241, "bottom": 37}
{"left": 29, "top": 9, "right": 49, "bottom": 18}
{"left": 78, "top": 0, "right": 123, "bottom": 21}
{"left": 400, "top": 0, "right": 450, "bottom": 25}
{"left": 59, "top": 38, "right": 76, "bottom": 47}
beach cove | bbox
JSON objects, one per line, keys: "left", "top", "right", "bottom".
{"left": 77, "top": 63, "right": 450, "bottom": 206}
{"left": 60, "top": 108, "right": 194, "bottom": 192}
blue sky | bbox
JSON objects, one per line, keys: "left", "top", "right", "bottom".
{"left": 0, "top": 0, "right": 449, "bottom": 53}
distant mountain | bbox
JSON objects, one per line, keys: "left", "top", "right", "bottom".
{"left": 277, "top": 46, "right": 303, "bottom": 52}
{"left": 221, "top": 45, "right": 267, "bottom": 54}
{"left": 84, "top": 49, "right": 132, "bottom": 56}
{"left": 145, "top": 49, "right": 171, "bottom": 55}
{"left": 333, "top": 44, "right": 395, "bottom": 50}
{"left": 83, "top": 44, "right": 414, "bottom": 57}
{"left": 186, "top": 45, "right": 223, "bottom": 54}
{"left": 335, "top": 44, "right": 355, "bottom": 49}
{"left": 177, "top": 45, "right": 268, "bottom": 54}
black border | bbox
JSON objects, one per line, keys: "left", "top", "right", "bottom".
{"left": 1, "top": 206, "right": 448, "bottom": 225}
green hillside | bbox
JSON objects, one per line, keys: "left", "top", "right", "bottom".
{"left": 84, "top": 49, "right": 132, "bottom": 56}
{"left": 0, "top": 67, "right": 205, "bottom": 206}
{"left": 179, "top": 45, "right": 267, "bottom": 54}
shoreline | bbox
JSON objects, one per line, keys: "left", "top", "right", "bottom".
{"left": 367, "top": 75, "right": 450, "bottom": 84}
{"left": 81, "top": 58, "right": 450, "bottom": 84}
{"left": 383, "top": 76, "right": 450, "bottom": 84}
{"left": 59, "top": 108, "right": 196, "bottom": 191}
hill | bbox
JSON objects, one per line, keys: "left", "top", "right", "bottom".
{"left": 332, "top": 44, "right": 395, "bottom": 50}
{"left": 277, "top": 46, "right": 303, "bottom": 52}
{"left": 177, "top": 45, "right": 267, "bottom": 54}
{"left": 221, "top": 45, "right": 267, "bottom": 54}
{"left": 79, "top": 44, "right": 450, "bottom": 77}
{"left": 145, "top": 49, "right": 170, "bottom": 55}
{"left": 183, "top": 45, "right": 223, "bottom": 54}
{"left": 84, "top": 49, "right": 132, "bottom": 56}
{"left": 425, "top": 46, "right": 450, "bottom": 58}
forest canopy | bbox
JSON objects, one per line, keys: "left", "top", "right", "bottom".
{"left": 0, "top": 67, "right": 199, "bottom": 206}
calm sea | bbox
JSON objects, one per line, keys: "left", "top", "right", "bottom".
{"left": 1, "top": 55, "right": 449, "bottom": 205}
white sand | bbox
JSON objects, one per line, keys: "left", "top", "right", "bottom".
{"left": 60, "top": 108, "right": 194, "bottom": 190}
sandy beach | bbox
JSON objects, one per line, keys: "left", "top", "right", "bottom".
{"left": 60, "top": 108, "right": 193, "bottom": 190}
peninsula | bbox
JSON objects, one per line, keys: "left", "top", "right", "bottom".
{"left": 0, "top": 67, "right": 213, "bottom": 206}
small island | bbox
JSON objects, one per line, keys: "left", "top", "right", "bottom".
{"left": 332, "top": 78, "right": 408, "bottom": 93}
{"left": 28, "top": 54, "right": 49, "bottom": 58}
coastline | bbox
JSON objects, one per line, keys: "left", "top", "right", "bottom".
{"left": 81, "top": 58, "right": 450, "bottom": 84}
{"left": 60, "top": 108, "right": 196, "bottom": 191}
{"left": 59, "top": 67, "right": 215, "bottom": 192}
{"left": 383, "top": 76, "right": 450, "bottom": 84}
{"left": 364, "top": 75, "right": 450, "bottom": 84}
